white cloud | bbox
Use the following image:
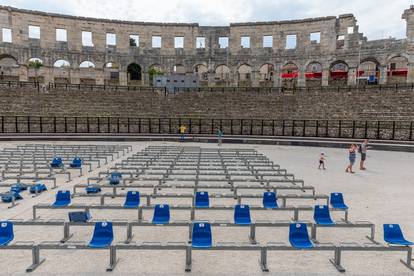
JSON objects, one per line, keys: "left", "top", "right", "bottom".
{"left": 0, "top": 0, "right": 411, "bottom": 39}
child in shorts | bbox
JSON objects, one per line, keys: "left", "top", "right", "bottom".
{"left": 319, "top": 152, "right": 326, "bottom": 170}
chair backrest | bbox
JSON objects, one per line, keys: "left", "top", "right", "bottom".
{"left": 195, "top": 191, "right": 209, "bottom": 207}
{"left": 68, "top": 211, "right": 91, "bottom": 222}
{"left": 330, "top": 193, "right": 345, "bottom": 206}
{"left": 52, "top": 157, "right": 63, "bottom": 165}
{"left": 0, "top": 221, "right": 14, "bottom": 246}
{"left": 124, "top": 191, "right": 140, "bottom": 207}
{"left": 153, "top": 204, "right": 170, "bottom": 223}
{"left": 110, "top": 172, "right": 122, "bottom": 179}
{"left": 72, "top": 157, "right": 82, "bottom": 164}
{"left": 192, "top": 222, "right": 212, "bottom": 248}
{"left": 289, "top": 223, "right": 310, "bottom": 242}
{"left": 313, "top": 205, "right": 332, "bottom": 222}
{"left": 92, "top": 221, "right": 113, "bottom": 239}
{"left": 263, "top": 192, "right": 277, "bottom": 208}
{"left": 234, "top": 204, "right": 251, "bottom": 224}
{"left": 56, "top": 190, "right": 71, "bottom": 202}
{"left": 384, "top": 224, "right": 405, "bottom": 242}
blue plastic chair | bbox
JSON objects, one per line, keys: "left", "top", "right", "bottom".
{"left": 52, "top": 191, "right": 71, "bottom": 207}
{"left": 0, "top": 221, "right": 14, "bottom": 246}
{"left": 108, "top": 172, "right": 122, "bottom": 185}
{"left": 289, "top": 223, "right": 314, "bottom": 249}
{"left": 85, "top": 185, "right": 101, "bottom": 194}
{"left": 88, "top": 222, "right": 114, "bottom": 248}
{"left": 263, "top": 192, "right": 278, "bottom": 209}
{"left": 1, "top": 192, "right": 23, "bottom": 203}
{"left": 50, "top": 157, "right": 63, "bottom": 168}
{"left": 192, "top": 222, "right": 212, "bottom": 248}
{"left": 70, "top": 158, "right": 82, "bottom": 168}
{"left": 10, "top": 183, "right": 28, "bottom": 193}
{"left": 314, "top": 205, "right": 334, "bottom": 225}
{"left": 383, "top": 224, "right": 414, "bottom": 246}
{"left": 123, "top": 191, "right": 140, "bottom": 208}
{"left": 68, "top": 211, "right": 91, "bottom": 223}
{"left": 330, "top": 193, "right": 348, "bottom": 210}
{"left": 29, "top": 183, "right": 47, "bottom": 194}
{"left": 152, "top": 204, "right": 170, "bottom": 224}
{"left": 195, "top": 192, "right": 209, "bottom": 208}
{"left": 234, "top": 204, "right": 251, "bottom": 225}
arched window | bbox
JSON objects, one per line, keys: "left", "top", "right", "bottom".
{"left": 79, "top": 61, "right": 96, "bottom": 68}
{"left": 54, "top": 59, "right": 70, "bottom": 68}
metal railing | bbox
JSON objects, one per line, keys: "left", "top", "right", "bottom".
{"left": 0, "top": 80, "right": 414, "bottom": 94}
{"left": 0, "top": 116, "right": 412, "bottom": 141}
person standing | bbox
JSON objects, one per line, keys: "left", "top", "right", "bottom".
{"left": 216, "top": 128, "right": 223, "bottom": 146}
{"left": 318, "top": 152, "right": 326, "bottom": 170}
{"left": 359, "top": 139, "right": 369, "bottom": 170}
{"left": 345, "top": 144, "right": 357, "bottom": 173}
{"left": 179, "top": 125, "right": 187, "bottom": 142}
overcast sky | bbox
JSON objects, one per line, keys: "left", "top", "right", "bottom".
{"left": 0, "top": 0, "right": 412, "bottom": 40}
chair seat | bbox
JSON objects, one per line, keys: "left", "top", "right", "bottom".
{"left": 331, "top": 203, "right": 348, "bottom": 210}
{"left": 387, "top": 239, "right": 414, "bottom": 246}
{"left": 290, "top": 239, "right": 314, "bottom": 249}
{"left": 88, "top": 237, "right": 113, "bottom": 248}
{"left": 315, "top": 218, "right": 335, "bottom": 225}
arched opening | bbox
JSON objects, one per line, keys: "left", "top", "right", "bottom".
{"left": 214, "top": 65, "right": 230, "bottom": 86}
{"left": 238, "top": 64, "right": 252, "bottom": 86}
{"left": 173, "top": 64, "right": 186, "bottom": 75}
{"left": 387, "top": 56, "right": 408, "bottom": 84}
{"left": 79, "top": 61, "right": 96, "bottom": 68}
{"left": 127, "top": 63, "right": 142, "bottom": 85}
{"left": 27, "top": 58, "right": 44, "bottom": 83}
{"left": 281, "top": 62, "right": 299, "bottom": 90}
{"left": 259, "top": 64, "right": 274, "bottom": 87}
{"left": 53, "top": 59, "right": 71, "bottom": 84}
{"left": 305, "top": 62, "right": 322, "bottom": 87}
{"left": 104, "top": 62, "right": 120, "bottom": 85}
{"left": 194, "top": 64, "right": 208, "bottom": 86}
{"left": 149, "top": 64, "right": 164, "bottom": 86}
{"left": 0, "top": 54, "right": 19, "bottom": 81}
{"left": 79, "top": 61, "right": 96, "bottom": 85}
{"left": 329, "top": 61, "right": 348, "bottom": 86}
{"left": 357, "top": 59, "right": 380, "bottom": 85}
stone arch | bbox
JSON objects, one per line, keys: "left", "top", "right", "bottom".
{"left": 53, "top": 59, "right": 70, "bottom": 68}
{"left": 214, "top": 64, "right": 230, "bottom": 86}
{"left": 358, "top": 58, "right": 380, "bottom": 85}
{"left": 104, "top": 62, "right": 120, "bottom": 85}
{"left": 27, "top": 58, "right": 44, "bottom": 83}
{"left": 237, "top": 64, "right": 252, "bottom": 86}
{"left": 305, "top": 61, "right": 322, "bottom": 87}
{"left": 194, "top": 64, "right": 209, "bottom": 84}
{"left": 259, "top": 63, "right": 274, "bottom": 87}
{"left": 387, "top": 56, "right": 408, "bottom": 84}
{"left": 127, "top": 63, "right": 142, "bottom": 84}
{"left": 281, "top": 62, "right": 299, "bottom": 89}
{"left": 329, "top": 60, "right": 349, "bottom": 86}
{"left": 79, "top": 61, "right": 96, "bottom": 68}
{"left": 0, "top": 54, "right": 19, "bottom": 81}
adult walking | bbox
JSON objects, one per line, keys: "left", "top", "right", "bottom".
{"left": 179, "top": 125, "right": 187, "bottom": 142}
{"left": 359, "top": 139, "right": 369, "bottom": 170}
{"left": 216, "top": 128, "right": 223, "bottom": 146}
{"left": 345, "top": 144, "right": 357, "bottom": 173}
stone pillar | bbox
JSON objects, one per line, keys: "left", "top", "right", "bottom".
{"left": 379, "top": 66, "right": 388, "bottom": 84}
{"left": 407, "top": 62, "right": 414, "bottom": 83}
{"left": 119, "top": 72, "right": 128, "bottom": 86}
{"left": 322, "top": 69, "right": 329, "bottom": 86}
{"left": 297, "top": 68, "right": 306, "bottom": 87}
{"left": 95, "top": 70, "right": 105, "bottom": 85}
{"left": 19, "top": 67, "right": 28, "bottom": 82}
{"left": 70, "top": 70, "right": 80, "bottom": 85}
{"left": 347, "top": 67, "right": 357, "bottom": 86}
{"left": 251, "top": 70, "right": 260, "bottom": 86}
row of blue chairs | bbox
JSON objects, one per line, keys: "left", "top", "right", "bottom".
{"left": 1, "top": 220, "right": 412, "bottom": 249}
{"left": 54, "top": 191, "right": 345, "bottom": 226}
{"left": 1, "top": 183, "right": 47, "bottom": 203}
{"left": 50, "top": 157, "right": 82, "bottom": 168}
{"left": 55, "top": 190, "right": 348, "bottom": 210}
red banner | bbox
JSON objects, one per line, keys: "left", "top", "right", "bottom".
{"left": 281, "top": 72, "right": 298, "bottom": 79}
{"left": 305, "top": 72, "right": 322, "bottom": 79}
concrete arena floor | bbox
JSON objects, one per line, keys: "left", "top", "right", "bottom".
{"left": 0, "top": 141, "right": 413, "bottom": 276}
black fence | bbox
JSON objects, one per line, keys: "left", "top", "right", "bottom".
{"left": 0, "top": 116, "right": 412, "bottom": 141}
{"left": 1, "top": 80, "right": 414, "bottom": 94}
